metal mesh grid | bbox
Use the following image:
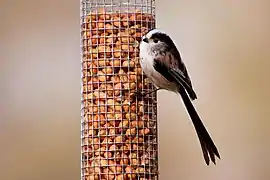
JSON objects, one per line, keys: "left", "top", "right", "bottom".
{"left": 80, "top": 0, "right": 157, "bottom": 179}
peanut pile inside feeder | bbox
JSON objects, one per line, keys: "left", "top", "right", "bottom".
{"left": 81, "top": 9, "right": 158, "bottom": 180}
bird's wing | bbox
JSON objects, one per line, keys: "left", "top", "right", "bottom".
{"left": 153, "top": 53, "right": 197, "bottom": 100}
{"left": 169, "top": 68, "right": 197, "bottom": 100}
{"left": 170, "top": 42, "right": 197, "bottom": 98}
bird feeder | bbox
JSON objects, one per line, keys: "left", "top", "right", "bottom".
{"left": 80, "top": 0, "right": 158, "bottom": 179}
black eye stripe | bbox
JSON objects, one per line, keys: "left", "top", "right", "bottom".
{"left": 150, "top": 32, "right": 180, "bottom": 61}
{"left": 151, "top": 32, "right": 173, "bottom": 44}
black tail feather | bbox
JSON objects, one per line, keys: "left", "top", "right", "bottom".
{"left": 178, "top": 88, "right": 220, "bottom": 165}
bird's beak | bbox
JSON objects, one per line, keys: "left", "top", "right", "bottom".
{"left": 142, "top": 36, "right": 149, "bottom": 43}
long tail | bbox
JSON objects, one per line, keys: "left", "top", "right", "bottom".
{"left": 178, "top": 88, "right": 220, "bottom": 165}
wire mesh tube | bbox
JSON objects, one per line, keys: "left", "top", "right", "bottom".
{"left": 80, "top": 0, "right": 158, "bottom": 179}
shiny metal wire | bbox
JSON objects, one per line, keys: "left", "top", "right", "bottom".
{"left": 80, "top": 0, "right": 157, "bottom": 179}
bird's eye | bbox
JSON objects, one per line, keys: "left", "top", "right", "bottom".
{"left": 153, "top": 39, "right": 159, "bottom": 43}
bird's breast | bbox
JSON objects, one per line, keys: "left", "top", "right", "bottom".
{"left": 139, "top": 53, "right": 177, "bottom": 91}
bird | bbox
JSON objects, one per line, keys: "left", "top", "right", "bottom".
{"left": 139, "top": 28, "right": 220, "bottom": 165}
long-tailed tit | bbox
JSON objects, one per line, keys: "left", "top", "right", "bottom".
{"left": 139, "top": 29, "right": 220, "bottom": 165}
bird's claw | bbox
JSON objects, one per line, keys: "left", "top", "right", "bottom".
{"left": 134, "top": 90, "right": 145, "bottom": 97}
{"left": 130, "top": 90, "right": 146, "bottom": 100}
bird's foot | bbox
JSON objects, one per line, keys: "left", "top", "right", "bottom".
{"left": 130, "top": 90, "right": 145, "bottom": 100}
{"left": 130, "top": 88, "right": 160, "bottom": 101}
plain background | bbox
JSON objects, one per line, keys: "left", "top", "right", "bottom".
{"left": 1, "top": 0, "right": 270, "bottom": 180}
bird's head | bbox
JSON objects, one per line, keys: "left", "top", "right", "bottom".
{"left": 140, "top": 29, "right": 175, "bottom": 53}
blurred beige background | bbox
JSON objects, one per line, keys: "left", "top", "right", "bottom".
{"left": 1, "top": 0, "right": 270, "bottom": 180}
